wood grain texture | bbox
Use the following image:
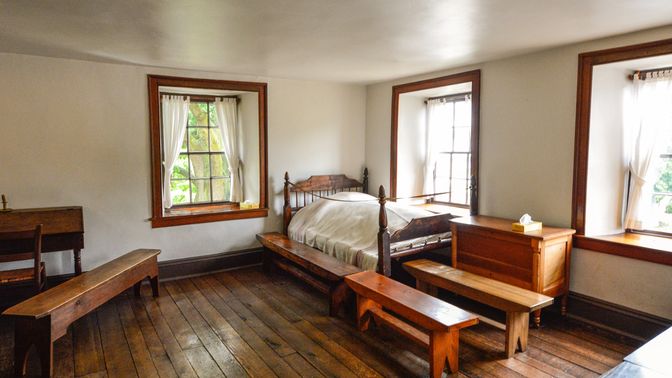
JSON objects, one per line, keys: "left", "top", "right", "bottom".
{"left": 0, "top": 266, "right": 638, "bottom": 377}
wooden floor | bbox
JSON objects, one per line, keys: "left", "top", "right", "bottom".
{"left": 0, "top": 266, "right": 640, "bottom": 377}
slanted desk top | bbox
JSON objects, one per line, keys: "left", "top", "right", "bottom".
{"left": 0, "top": 206, "right": 84, "bottom": 274}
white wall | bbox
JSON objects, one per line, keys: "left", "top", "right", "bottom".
{"left": 239, "top": 92, "right": 260, "bottom": 203}
{"left": 585, "top": 65, "right": 630, "bottom": 236}
{"left": 396, "top": 95, "right": 426, "bottom": 198}
{"left": 365, "top": 25, "right": 672, "bottom": 319}
{"left": 0, "top": 53, "right": 366, "bottom": 275}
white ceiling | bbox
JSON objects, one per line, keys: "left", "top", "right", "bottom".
{"left": 1, "top": 1, "right": 672, "bottom": 84}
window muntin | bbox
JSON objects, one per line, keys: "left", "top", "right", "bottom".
{"left": 431, "top": 96, "right": 472, "bottom": 207}
{"left": 168, "top": 99, "right": 232, "bottom": 207}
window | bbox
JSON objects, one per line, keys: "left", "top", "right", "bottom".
{"left": 148, "top": 75, "right": 268, "bottom": 228}
{"left": 429, "top": 94, "right": 472, "bottom": 207}
{"left": 391, "top": 70, "right": 480, "bottom": 216}
{"left": 573, "top": 39, "right": 672, "bottom": 266}
{"left": 169, "top": 99, "right": 231, "bottom": 207}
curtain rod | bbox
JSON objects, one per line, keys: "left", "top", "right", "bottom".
{"left": 628, "top": 66, "right": 672, "bottom": 80}
{"left": 161, "top": 92, "right": 241, "bottom": 103}
{"left": 424, "top": 92, "right": 471, "bottom": 104}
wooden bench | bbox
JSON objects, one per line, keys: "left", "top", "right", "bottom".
{"left": 256, "top": 232, "right": 361, "bottom": 316}
{"left": 345, "top": 271, "right": 478, "bottom": 377}
{"left": 404, "top": 259, "right": 554, "bottom": 357}
{"left": 2, "top": 249, "right": 160, "bottom": 377}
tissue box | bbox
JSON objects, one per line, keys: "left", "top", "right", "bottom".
{"left": 240, "top": 201, "right": 259, "bottom": 210}
{"left": 512, "top": 221, "right": 542, "bottom": 232}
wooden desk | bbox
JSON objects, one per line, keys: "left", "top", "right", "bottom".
{"left": 450, "top": 216, "right": 575, "bottom": 326}
{"left": 0, "top": 206, "right": 84, "bottom": 275}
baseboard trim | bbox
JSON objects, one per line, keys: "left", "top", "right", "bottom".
{"left": 567, "top": 291, "right": 672, "bottom": 342}
{"left": 158, "top": 247, "right": 263, "bottom": 280}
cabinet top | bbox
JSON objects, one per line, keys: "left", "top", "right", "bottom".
{"left": 450, "top": 215, "right": 576, "bottom": 240}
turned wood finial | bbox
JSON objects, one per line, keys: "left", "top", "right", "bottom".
{"left": 0, "top": 194, "right": 11, "bottom": 212}
{"left": 377, "top": 185, "right": 391, "bottom": 276}
{"left": 282, "top": 172, "right": 292, "bottom": 235}
{"left": 363, "top": 168, "right": 369, "bottom": 194}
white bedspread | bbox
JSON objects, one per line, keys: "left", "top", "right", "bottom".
{"left": 288, "top": 192, "right": 443, "bottom": 271}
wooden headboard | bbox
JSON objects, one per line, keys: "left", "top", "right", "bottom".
{"left": 282, "top": 169, "right": 368, "bottom": 234}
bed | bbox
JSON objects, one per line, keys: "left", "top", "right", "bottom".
{"left": 281, "top": 169, "right": 455, "bottom": 277}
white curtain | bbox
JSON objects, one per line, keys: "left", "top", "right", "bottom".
{"left": 161, "top": 95, "right": 190, "bottom": 209}
{"left": 423, "top": 99, "right": 451, "bottom": 195}
{"left": 624, "top": 71, "right": 672, "bottom": 229}
{"left": 215, "top": 98, "right": 243, "bottom": 202}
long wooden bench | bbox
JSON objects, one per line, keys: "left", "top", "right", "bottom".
{"left": 404, "top": 259, "right": 554, "bottom": 357}
{"left": 345, "top": 271, "right": 479, "bottom": 377}
{"left": 256, "top": 232, "right": 361, "bottom": 316}
{"left": 2, "top": 248, "right": 160, "bottom": 377}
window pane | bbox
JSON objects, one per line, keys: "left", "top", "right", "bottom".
{"left": 212, "top": 178, "right": 231, "bottom": 202}
{"left": 211, "top": 153, "right": 229, "bottom": 177}
{"left": 452, "top": 154, "right": 469, "bottom": 180}
{"left": 188, "top": 102, "right": 208, "bottom": 126}
{"left": 172, "top": 154, "right": 189, "bottom": 179}
{"left": 209, "top": 102, "right": 217, "bottom": 127}
{"left": 170, "top": 180, "right": 190, "bottom": 205}
{"left": 434, "top": 103, "right": 454, "bottom": 152}
{"left": 454, "top": 126, "right": 471, "bottom": 152}
{"left": 191, "top": 179, "right": 211, "bottom": 203}
{"left": 180, "top": 133, "right": 187, "bottom": 152}
{"left": 454, "top": 100, "right": 471, "bottom": 127}
{"left": 209, "top": 127, "right": 224, "bottom": 152}
{"left": 451, "top": 178, "right": 468, "bottom": 204}
{"left": 188, "top": 128, "right": 209, "bottom": 152}
{"left": 189, "top": 154, "right": 210, "bottom": 178}
{"left": 434, "top": 176, "right": 450, "bottom": 202}
{"left": 435, "top": 154, "right": 451, "bottom": 178}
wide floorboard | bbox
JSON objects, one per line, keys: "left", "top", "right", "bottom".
{"left": 0, "top": 266, "right": 640, "bottom": 377}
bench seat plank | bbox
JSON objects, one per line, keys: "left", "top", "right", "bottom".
{"left": 257, "top": 232, "right": 360, "bottom": 281}
{"left": 404, "top": 259, "right": 553, "bottom": 313}
{"left": 404, "top": 259, "right": 554, "bottom": 358}
{"left": 4, "top": 249, "right": 160, "bottom": 319}
{"left": 346, "top": 270, "right": 478, "bottom": 331}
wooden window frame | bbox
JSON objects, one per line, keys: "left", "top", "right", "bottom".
{"left": 572, "top": 38, "right": 672, "bottom": 266}
{"left": 390, "top": 70, "right": 480, "bottom": 215}
{"left": 148, "top": 75, "right": 268, "bottom": 228}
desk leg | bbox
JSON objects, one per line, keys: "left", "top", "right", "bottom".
{"left": 74, "top": 248, "right": 82, "bottom": 275}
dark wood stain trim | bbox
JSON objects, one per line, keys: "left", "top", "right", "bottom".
{"left": 572, "top": 38, "right": 672, "bottom": 257}
{"left": 390, "top": 70, "right": 481, "bottom": 215}
{"left": 147, "top": 75, "right": 269, "bottom": 228}
{"left": 567, "top": 291, "right": 672, "bottom": 342}
{"left": 574, "top": 235, "right": 672, "bottom": 266}
{"left": 158, "top": 247, "right": 262, "bottom": 279}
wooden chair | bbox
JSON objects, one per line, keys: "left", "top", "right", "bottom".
{"left": 0, "top": 224, "right": 46, "bottom": 294}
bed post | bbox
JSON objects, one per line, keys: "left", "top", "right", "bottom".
{"left": 283, "top": 172, "right": 292, "bottom": 235}
{"left": 363, "top": 168, "right": 369, "bottom": 194}
{"left": 377, "top": 185, "right": 392, "bottom": 277}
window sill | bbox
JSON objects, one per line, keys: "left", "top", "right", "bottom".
{"left": 574, "top": 233, "right": 672, "bottom": 266}
{"left": 152, "top": 206, "right": 268, "bottom": 228}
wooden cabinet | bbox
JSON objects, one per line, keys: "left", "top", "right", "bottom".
{"left": 450, "top": 216, "right": 575, "bottom": 326}
{"left": 0, "top": 206, "right": 84, "bottom": 274}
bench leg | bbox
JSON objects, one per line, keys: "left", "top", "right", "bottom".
{"left": 150, "top": 276, "right": 160, "bottom": 297}
{"left": 561, "top": 294, "right": 568, "bottom": 316}
{"left": 355, "top": 295, "right": 381, "bottom": 332}
{"left": 329, "top": 282, "right": 349, "bottom": 317}
{"left": 416, "top": 280, "right": 438, "bottom": 297}
{"left": 14, "top": 317, "right": 53, "bottom": 378}
{"left": 505, "top": 312, "right": 529, "bottom": 358}
{"left": 532, "top": 309, "right": 541, "bottom": 328}
{"left": 429, "top": 329, "right": 459, "bottom": 377}
{"left": 133, "top": 281, "right": 142, "bottom": 297}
